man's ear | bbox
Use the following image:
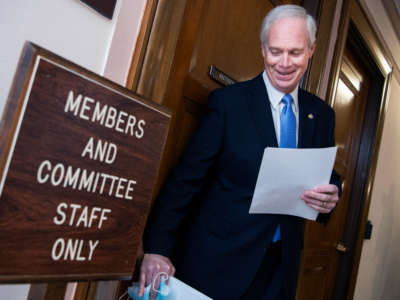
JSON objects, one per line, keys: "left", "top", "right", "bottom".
{"left": 261, "top": 43, "right": 266, "bottom": 58}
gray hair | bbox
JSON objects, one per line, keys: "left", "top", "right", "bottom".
{"left": 260, "top": 5, "right": 317, "bottom": 47}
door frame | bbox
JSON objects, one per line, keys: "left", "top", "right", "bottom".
{"left": 320, "top": 1, "right": 392, "bottom": 299}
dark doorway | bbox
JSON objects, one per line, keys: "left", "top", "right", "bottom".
{"left": 332, "top": 21, "right": 385, "bottom": 300}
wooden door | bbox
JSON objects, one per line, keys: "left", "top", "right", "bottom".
{"left": 153, "top": 0, "right": 275, "bottom": 175}
{"left": 132, "top": 0, "right": 307, "bottom": 193}
{"left": 296, "top": 34, "right": 373, "bottom": 299}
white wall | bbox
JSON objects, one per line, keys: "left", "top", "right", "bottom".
{"left": 103, "top": 0, "right": 148, "bottom": 85}
{"left": 354, "top": 77, "right": 400, "bottom": 300}
{"left": 354, "top": 0, "right": 400, "bottom": 299}
{"left": 0, "top": 0, "right": 146, "bottom": 299}
{"left": 0, "top": 0, "right": 121, "bottom": 117}
{"left": 0, "top": 1, "right": 118, "bottom": 298}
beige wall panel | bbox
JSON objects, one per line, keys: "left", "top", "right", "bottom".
{"left": 354, "top": 1, "right": 400, "bottom": 299}
{"left": 354, "top": 76, "right": 400, "bottom": 300}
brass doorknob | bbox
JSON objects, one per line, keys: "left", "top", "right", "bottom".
{"left": 336, "top": 242, "right": 349, "bottom": 253}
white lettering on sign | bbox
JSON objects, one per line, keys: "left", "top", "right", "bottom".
{"left": 37, "top": 160, "right": 136, "bottom": 200}
{"left": 44, "top": 87, "right": 154, "bottom": 265}
{"left": 51, "top": 238, "right": 99, "bottom": 261}
{"left": 81, "top": 137, "right": 117, "bottom": 164}
{"left": 64, "top": 90, "right": 146, "bottom": 138}
{"left": 53, "top": 202, "right": 111, "bottom": 229}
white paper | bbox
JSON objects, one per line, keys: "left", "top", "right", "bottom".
{"left": 249, "top": 147, "right": 337, "bottom": 220}
{"left": 167, "top": 276, "right": 213, "bottom": 300}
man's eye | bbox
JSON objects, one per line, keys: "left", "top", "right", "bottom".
{"left": 291, "top": 51, "right": 303, "bottom": 56}
{"left": 270, "top": 50, "right": 281, "bottom": 55}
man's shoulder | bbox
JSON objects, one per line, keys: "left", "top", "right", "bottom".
{"left": 299, "top": 88, "right": 334, "bottom": 114}
{"left": 209, "top": 74, "right": 262, "bottom": 100}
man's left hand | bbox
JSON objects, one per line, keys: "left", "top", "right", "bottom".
{"left": 301, "top": 184, "right": 339, "bottom": 214}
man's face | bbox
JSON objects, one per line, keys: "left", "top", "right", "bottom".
{"left": 261, "top": 17, "right": 315, "bottom": 93}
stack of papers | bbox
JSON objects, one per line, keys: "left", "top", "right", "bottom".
{"left": 249, "top": 147, "right": 337, "bottom": 220}
{"left": 167, "top": 277, "right": 213, "bottom": 300}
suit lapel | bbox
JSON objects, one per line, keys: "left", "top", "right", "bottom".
{"left": 246, "top": 75, "right": 317, "bottom": 148}
{"left": 246, "top": 74, "right": 278, "bottom": 147}
{"left": 298, "top": 89, "right": 316, "bottom": 148}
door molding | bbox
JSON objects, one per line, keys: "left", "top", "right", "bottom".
{"left": 126, "top": 0, "right": 159, "bottom": 93}
{"left": 325, "top": 1, "right": 392, "bottom": 299}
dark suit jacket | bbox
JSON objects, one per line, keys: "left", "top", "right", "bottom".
{"left": 143, "top": 74, "right": 341, "bottom": 300}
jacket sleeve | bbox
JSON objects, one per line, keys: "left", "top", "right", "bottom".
{"left": 143, "top": 91, "right": 225, "bottom": 257}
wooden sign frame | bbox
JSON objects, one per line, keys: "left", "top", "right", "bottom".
{"left": 0, "top": 42, "right": 170, "bottom": 282}
{"left": 80, "top": 0, "right": 118, "bottom": 19}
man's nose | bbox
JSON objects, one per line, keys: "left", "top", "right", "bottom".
{"left": 280, "top": 53, "right": 291, "bottom": 67}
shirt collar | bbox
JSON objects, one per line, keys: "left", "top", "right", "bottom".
{"left": 262, "top": 71, "right": 299, "bottom": 112}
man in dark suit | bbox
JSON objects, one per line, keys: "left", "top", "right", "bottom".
{"left": 138, "top": 4, "right": 340, "bottom": 300}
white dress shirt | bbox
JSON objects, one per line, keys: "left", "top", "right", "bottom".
{"left": 262, "top": 71, "right": 299, "bottom": 146}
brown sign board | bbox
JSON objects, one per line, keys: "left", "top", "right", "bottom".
{"left": 0, "top": 42, "right": 170, "bottom": 282}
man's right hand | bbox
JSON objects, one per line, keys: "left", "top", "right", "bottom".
{"left": 138, "top": 253, "right": 176, "bottom": 299}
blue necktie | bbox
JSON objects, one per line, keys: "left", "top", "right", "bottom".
{"left": 272, "top": 94, "right": 296, "bottom": 243}
{"left": 280, "top": 94, "right": 297, "bottom": 148}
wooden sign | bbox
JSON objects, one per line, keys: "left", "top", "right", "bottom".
{"left": 0, "top": 42, "right": 170, "bottom": 282}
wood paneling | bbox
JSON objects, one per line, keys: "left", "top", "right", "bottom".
{"left": 135, "top": 0, "right": 187, "bottom": 104}
{"left": 306, "top": 0, "right": 341, "bottom": 94}
{"left": 127, "top": 0, "right": 160, "bottom": 92}
{"left": 27, "top": 283, "right": 67, "bottom": 300}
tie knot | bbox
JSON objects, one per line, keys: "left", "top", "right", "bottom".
{"left": 282, "top": 94, "right": 293, "bottom": 106}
